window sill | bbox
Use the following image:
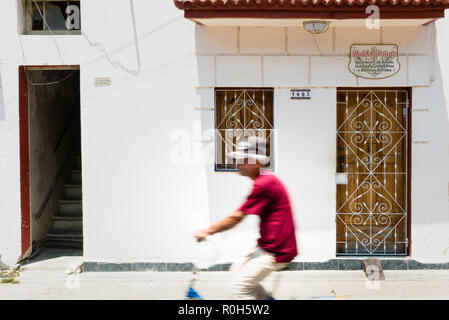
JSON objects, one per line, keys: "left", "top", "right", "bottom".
{"left": 24, "top": 30, "right": 81, "bottom": 35}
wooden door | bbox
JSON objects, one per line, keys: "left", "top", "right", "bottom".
{"left": 336, "top": 90, "right": 409, "bottom": 256}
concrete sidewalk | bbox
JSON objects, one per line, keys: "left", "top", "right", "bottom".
{"left": 1, "top": 250, "right": 449, "bottom": 300}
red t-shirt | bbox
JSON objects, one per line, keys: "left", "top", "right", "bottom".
{"left": 238, "top": 171, "right": 298, "bottom": 263}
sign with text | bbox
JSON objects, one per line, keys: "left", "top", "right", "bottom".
{"left": 349, "top": 44, "right": 400, "bottom": 79}
{"left": 94, "top": 77, "right": 112, "bottom": 87}
{"left": 291, "top": 89, "right": 311, "bottom": 100}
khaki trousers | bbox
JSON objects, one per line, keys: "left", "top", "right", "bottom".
{"left": 229, "top": 247, "right": 288, "bottom": 300}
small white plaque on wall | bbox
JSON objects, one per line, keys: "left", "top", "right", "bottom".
{"left": 291, "top": 89, "right": 311, "bottom": 100}
{"left": 94, "top": 77, "right": 112, "bottom": 87}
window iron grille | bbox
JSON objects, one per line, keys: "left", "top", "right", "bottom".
{"left": 215, "top": 89, "right": 274, "bottom": 171}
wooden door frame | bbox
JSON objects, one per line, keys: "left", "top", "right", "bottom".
{"left": 336, "top": 87, "right": 412, "bottom": 256}
{"left": 19, "top": 66, "right": 30, "bottom": 259}
{"left": 18, "top": 65, "right": 79, "bottom": 259}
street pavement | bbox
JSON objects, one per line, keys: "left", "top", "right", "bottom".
{"left": 1, "top": 249, "right": 449, "bottom": 300}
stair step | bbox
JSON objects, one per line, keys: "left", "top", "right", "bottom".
{"left": 54, "top": 212, "right": 82, "bottom": 219}
{"left": 44, "top": 238, "right": 83, "bottom": 249}
{"left": 44, "top": 155, "right": 83, "bottom": 250}
{"left": 64, "top": 184, "right": 82, "bottom": 200}
{"left": 45, "top": 232, "right": 83, "bottom": 239}
{"left": 53, "top": 214, "right": 82, "bottom": 221}
{"left": 59, "top": 200, "right": 82, "bottom": 215}
{"left": 70, "top": 170, "right": 82, "bottom": 185}
{"left": 51, "top": 216, "right": 83, "bottom": 233}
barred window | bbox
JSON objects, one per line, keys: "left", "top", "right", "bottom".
{"left": 215, "top": 89, "right": 274, "bottom": 171}
{"left": 24, "top": 0, "right": 81, "bottom": 35}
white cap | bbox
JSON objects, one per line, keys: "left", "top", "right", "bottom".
{"left": 227, "top": 136, "right": 270, "bottom": 165}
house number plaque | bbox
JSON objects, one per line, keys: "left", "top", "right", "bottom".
{"left": 291, "top": 89, "right": 311, "bottom": 100}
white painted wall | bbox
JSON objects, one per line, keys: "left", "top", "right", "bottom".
{"left": 411, "top": 17, "right": 449, "bottom": 263}
{"left": 0, "top": 1, "right": 448, "bottom": 265}
{"left": 0, "top": 0, "right": 24, "bottom": 266}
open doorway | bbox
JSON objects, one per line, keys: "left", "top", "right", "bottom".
{"left": 19, "top": 66, "right": 82, "bottom": 262}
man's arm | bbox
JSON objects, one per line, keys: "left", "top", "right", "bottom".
{"left": 194, "top": 211, "right": 246, "bottom": 240}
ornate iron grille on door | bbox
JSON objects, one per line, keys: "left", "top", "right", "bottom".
{"left": 215, "top": 89, "right": 274, "bottom": 171}
{"left": 336, "top": 90, "right": 409, "bottom": 256}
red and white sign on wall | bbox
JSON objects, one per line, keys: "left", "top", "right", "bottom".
{"left": 349, "top": 44, "right": 400, "bottom": 79}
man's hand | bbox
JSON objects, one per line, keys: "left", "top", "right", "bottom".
{"left": 193, "top": 211, "right": 246, "bottom": 241}
{"left": 194, "top": 229, "right": 211, "bottom": 241}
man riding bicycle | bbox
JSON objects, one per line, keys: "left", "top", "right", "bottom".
{"left": 194, "top": 137, "right": 298, "bottom": 300}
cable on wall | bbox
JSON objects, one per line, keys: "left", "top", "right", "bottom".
{"left": 19, "top": 0, "right": 77, "bottom": 86}
{"left": 28, "top": 0, "right": 66, "bottom": 65}
{"left": 80, "top": 0, "right": 141, "bottom": 76}
{"left": 19, "top": 34, "right": 76, "bottom": 86}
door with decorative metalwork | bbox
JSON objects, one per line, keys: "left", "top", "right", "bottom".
{"left": 336, "top": 90, "right": 409, "bottom": 256}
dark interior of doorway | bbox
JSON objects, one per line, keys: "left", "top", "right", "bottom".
{"left": 26, "top": 68, "right": 83, "bottom": 261}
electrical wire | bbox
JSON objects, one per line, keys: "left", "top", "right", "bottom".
{"left": 26, "top": 69, "right": 76, "bottom": 86}
{"left": 27, "top": 0, "right": 140, "bottom": 77}
{"left": 311, "top": 33, "right": 323, "bottom": 55}
{"left": 21, "top": 0, "right": 140, "bottom": 85}
{"left": 81, "top": 0, "right": 141, "bottom": 76}
{"left": 28, "top": 0, "right": 66, "bottom": 65}
{"left": 81, "top": 31, "right": 140, "bottom": 76}
{"left": 20, "top": 35, "right": 76, "bottom": 86}
{"left": 19, "top": 33, "right": 76, "bottom": 86}
{"left": 19, "top": 0, "right": 77, "bottom": 86}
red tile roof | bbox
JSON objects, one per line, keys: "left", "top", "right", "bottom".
{"left": 174, "top": 0, "right": 449, "bottom": 9}
{"left": 174, "top": 0, "right": 449, "bottom": 20}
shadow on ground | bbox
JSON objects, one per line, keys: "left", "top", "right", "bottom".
{"left": 21, "top": 248, "right": 83, "bottom": 267}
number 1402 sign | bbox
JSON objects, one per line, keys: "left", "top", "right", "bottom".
{"left": 291, "top": 89, "right": 311, "bottom": 100}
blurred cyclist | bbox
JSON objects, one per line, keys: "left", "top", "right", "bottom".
{"left": 194, "top": 137, "right": 298, "bottom": 300}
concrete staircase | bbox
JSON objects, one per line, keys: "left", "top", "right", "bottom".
{"left": 44, "top": 155, "right": 83, "bottom": 249}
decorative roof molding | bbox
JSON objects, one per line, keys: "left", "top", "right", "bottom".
{"left": 173, "top": 0, "right": 449, "bottom": 20}
{"left": 175, "top": 0, "right": 449, "bottom": 9}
